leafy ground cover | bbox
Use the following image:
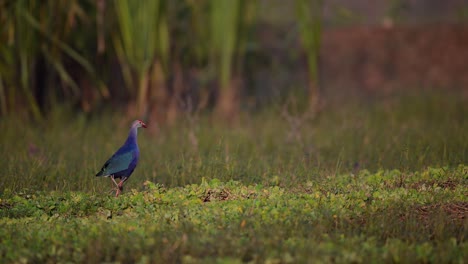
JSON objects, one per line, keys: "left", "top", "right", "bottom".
{"left": 0, "top": 93, "right": 467, "bottom": 262}
{"left": 0, "top": 166, "right": 467, "bottom": 263}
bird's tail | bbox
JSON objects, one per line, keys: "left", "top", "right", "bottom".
{"left": 96, "top": 161, "right": 110, "bottom": 177}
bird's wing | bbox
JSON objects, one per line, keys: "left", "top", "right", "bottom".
{"left": 96, "top": 151, "right": 134, "bottom": 176}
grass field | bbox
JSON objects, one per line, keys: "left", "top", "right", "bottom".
{"left": 0, "top": 93, "right": 467, "bottom": 263}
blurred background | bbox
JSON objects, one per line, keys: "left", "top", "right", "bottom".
{"left": 0, "top": 0, "right": 467, "bottom": 191}
{"left": 1, "top": 0, "right": 467, "bottom": 123}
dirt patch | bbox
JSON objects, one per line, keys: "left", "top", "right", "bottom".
{"left": 415, "top": 202, "right": 468, "bottom": 222}
{"left": 202, "top": 188, "right": 233, "bottom": 202}
{"left": 0, "top": 201, "right": 13, "bottom": 210}
{"left": 408, "top": 178, "right": 461, "bottom": 190}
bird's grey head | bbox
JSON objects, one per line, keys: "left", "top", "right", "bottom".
{"left": 132, "top": 120, "right": 147, "bottom": 129}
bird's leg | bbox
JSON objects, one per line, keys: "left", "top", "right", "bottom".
{"left": 113, "top": 177, "right": 128, "bottom": 197}
{"left": 115, "top": 177, "right": 128, "bottom": 197}
{"left": 117, "top": 177, "right": 128, "bottom": 192}
{"left": 109, "top": 178, "right": 114, "bottom": 191}
{"left": 111, "top": 175, "right": 120, "bottom": 188}
{"left": 108, "top": 175, "right": 120, "bottom": 196}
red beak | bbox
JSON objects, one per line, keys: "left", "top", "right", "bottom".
{"left": 142, "top": 122, "right": 147, "bottom": 128}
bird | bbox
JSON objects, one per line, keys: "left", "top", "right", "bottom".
{"left": 96, "top": 120, "right": 147, "bottom": 197}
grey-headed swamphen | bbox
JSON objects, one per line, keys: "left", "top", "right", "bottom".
{"left": 96, "top": 120, "right": 147, "bottom": 197}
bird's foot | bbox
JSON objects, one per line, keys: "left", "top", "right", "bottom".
{"left": 108, "top": 176, "right": 125, "bottom": 197}
{"left": 115, "top": 185, "right": 124, "bottom": 197}
{"left": 106, "top": 186, "right": 124, "bottom": 197}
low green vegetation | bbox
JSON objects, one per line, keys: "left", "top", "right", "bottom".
{"left": 0, "top": 167, "right": 466, "bottom": 263}
{"left": 0, "top": 93, "right": 467, "bottom": 263}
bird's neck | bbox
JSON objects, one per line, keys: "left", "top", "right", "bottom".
{"left": 124, "top": 127, "right": 138, "bottom": 145}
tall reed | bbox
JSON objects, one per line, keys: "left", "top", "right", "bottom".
{"left": 113, "top": 0, "right": 168, "bottom": 117}
{"left": 296, "top": 0, "right": 323, "bottom": 112}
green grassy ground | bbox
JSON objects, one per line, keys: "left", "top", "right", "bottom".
{"left": 0, "top": 93, "right": 467, "bottom": 263}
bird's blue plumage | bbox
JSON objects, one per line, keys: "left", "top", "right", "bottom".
{"left": 96, "top": 120, "right": 144, "bottom": 179}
